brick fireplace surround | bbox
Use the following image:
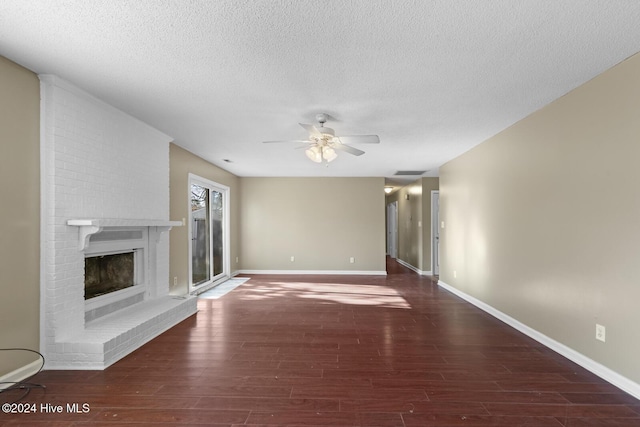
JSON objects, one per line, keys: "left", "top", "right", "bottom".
{"left": 39, "top": 75, "right": 197, "bottom": 369}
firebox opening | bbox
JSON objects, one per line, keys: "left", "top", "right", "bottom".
{"left": 85, "top": 251, "right": 136, "bottom": 299}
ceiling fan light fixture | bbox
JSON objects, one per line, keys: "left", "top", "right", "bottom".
{"left": 322, "top": 146, "right": 337, "bottom": 162}
{"left": 305, "top": 145, "right": 322, "bottom": 163}
{"left": 264, "top": 113, "right": 379, "bottom": 164}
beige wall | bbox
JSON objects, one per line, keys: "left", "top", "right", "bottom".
{"left": 169, "top": 144, "right": 240, "bottom": 295}
{"left": 386, "top": 177, "right": 439, "bottom": 272}
{"left": 0, "top": 57, "right": 41, "bottom": 375}
{"left": 440, "top": 53, "right": 640, "bottom": 383}
{"left": 239, "top": 177, "right": 386, "bottom": 272}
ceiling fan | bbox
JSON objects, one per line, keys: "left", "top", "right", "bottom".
{"left": 263, "top": 113, "right": 380, "bottom": 163}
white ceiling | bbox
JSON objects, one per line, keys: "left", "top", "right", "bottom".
{"left": 2, "top": 1, "right": 640, "bottom": 183}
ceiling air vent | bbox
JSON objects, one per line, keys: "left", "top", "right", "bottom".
{"left": 394, "top": 170, "right": 428, "bottom": 176}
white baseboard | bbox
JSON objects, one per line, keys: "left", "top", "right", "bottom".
{"left": 437, "top": 280, "right": 640, "bottom": 400}
{"left": 0, "top": 359, "right": 43, "bottom": 391}
{"left": 237, "top": 269, "right": 387, "bottom": 276}
{"left": 395, "top": 258, "right": 432, "bottom": 276}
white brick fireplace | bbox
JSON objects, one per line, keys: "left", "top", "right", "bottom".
{"left": 39, "top": 76, "right": 197, "bottom": 369}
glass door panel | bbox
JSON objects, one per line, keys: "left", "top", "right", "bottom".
{"left": 189, "top": 176, "right": 229, "bottom": 291}
{"left": 191, "top": 183, "right": 211, "bottom": 286}
{"left": 211, "top": 189, "right": 224, "bottom": 277}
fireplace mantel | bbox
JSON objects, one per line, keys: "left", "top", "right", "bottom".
{"left": 68, "top": 218, "right": 183, "bottom": 250}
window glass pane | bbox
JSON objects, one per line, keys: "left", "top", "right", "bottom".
{"left": 191, "top": 184, "right": 211, "bottom": 285}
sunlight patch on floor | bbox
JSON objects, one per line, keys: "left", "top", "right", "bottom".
{"left": 238, "top": 281, "right": 411, "bottom": 309}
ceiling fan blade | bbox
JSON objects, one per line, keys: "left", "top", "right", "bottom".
{"left": 337, "top": 135, "right": 380, "bottom": 144}
{"left": 333, "top": 143, "right": 365, "bottom": 156}
{"left": 299, "top": 123, "right": 322, "bottom": 136}
{"left": 263, "top": 140, "right": 310, "bottom": 144}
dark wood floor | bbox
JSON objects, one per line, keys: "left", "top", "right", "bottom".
{"left": 2, "top": 258, "right": 639, "bottom": 426}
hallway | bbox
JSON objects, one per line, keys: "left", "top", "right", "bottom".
{"left": 2, "top": 259, "right": 639, "bottom": 426}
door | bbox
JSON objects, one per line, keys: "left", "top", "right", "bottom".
{"left": 431, "top": 191, "right": 440, "bottom": 275}
{"left": 386, "top": 201, "right": 398, "bottom": 258}
{"left": 189, "top": 174, "right": 230, "bottom": 292}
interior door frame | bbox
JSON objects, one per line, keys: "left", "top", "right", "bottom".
{"left": 386, "top": 201, "right": 398, "bottom": 258}
{"left": 431, "top": 190, "right": 440, "bottom": 276}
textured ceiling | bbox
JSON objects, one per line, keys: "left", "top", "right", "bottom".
{"left": 2, "top": 1, "right": 640, "bottom": 181}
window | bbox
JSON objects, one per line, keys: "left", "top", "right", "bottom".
{"left": 188, "top": 175, "right": 230, "bottom": 291}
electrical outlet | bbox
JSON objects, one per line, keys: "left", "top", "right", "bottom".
{"left": 453, "top": 270, "right": 457, "bottom": 278}
{"left": 596, "top": 324, "right": 606, "bottom": 342}
{"left": 290, "top": 256, "right": 295, "bottom": 262}
{"left": 349, "top": 257, "right": 355, "bottom": 263}
{"left": 173, "top": 276, "right": 177, "bottom": 286}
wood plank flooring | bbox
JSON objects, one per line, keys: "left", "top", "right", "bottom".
{"left": 2, "top": 258, "right": 639, "bottom": 426}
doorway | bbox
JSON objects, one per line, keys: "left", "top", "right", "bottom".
{"left": 386, "top": 201, "right": 398, "bottom": 259}
{"left": 431, "top": 190, "right": 440, "bottom": 276}
{"left": 188, "top": 174, "right": 230, "bottom": 293}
